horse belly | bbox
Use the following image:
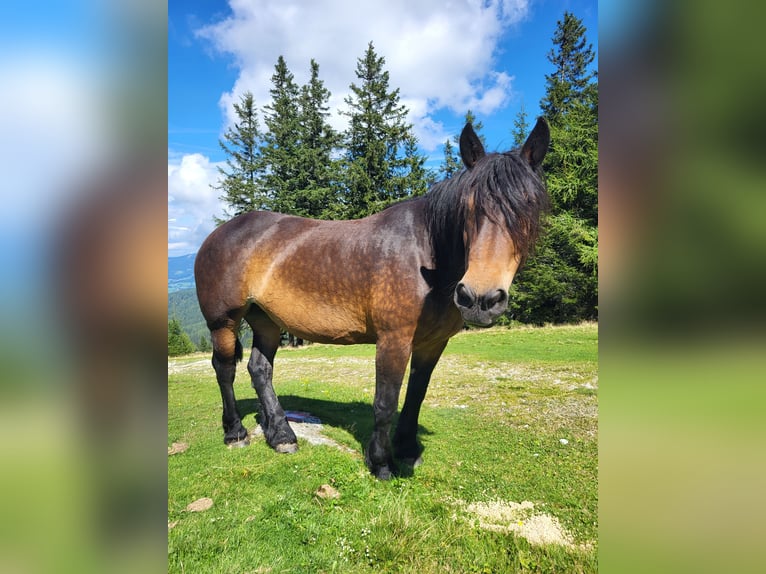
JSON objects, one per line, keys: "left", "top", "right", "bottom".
{"left": 255, "top": 289, "right": 373, "bottom": 345}
{"left": 242, "top": 216, "right": 412, "bottom": 345}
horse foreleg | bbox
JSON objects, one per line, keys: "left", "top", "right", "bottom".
{"left": 367, "top": 336, "right": 412, "bottom": 480}
{"left": 393, "top": 339, "right": 448, "bottom": 466}
{"left": 246, "top": 310, "right": 297, "bottom": 454}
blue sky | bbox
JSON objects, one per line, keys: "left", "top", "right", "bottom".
{"left": 168, "top": 0, "right": 597, "bottom": 256}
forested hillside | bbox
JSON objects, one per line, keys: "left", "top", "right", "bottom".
{"left": 168, "top": 288, "right": 207, "bottom": 349}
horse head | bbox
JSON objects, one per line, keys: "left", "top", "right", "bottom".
{"left": 453, "top": 118, "right": 550, "bottom": 326}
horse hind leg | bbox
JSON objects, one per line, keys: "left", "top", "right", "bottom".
{"left": 210, "top": 323, "right": 249, "bottom": 446}
{"left": 246, "top": 308, "right": 298, "bottom": 454}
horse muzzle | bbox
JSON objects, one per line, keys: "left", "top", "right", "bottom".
{"left": 454, "top": 283, "right": 508, "bottom": 327}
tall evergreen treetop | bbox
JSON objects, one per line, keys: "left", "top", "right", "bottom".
{"left": 295, "top": 59, "right": 341, "bottom": 218}
{"left": 509, "top": 10, "right": 598, "bottom": 324}
{"left": 214, "top": 91, "right": 265, "bottom": 221}
{"left": 341, "top": 42, "right": 427, "bottom": 218}
{"left": 540, "top": 12, "right": 596, "bottom": 124}
{"left": 512, "top": 103, "right": 530, "bottom": 147}
{"left": 439, "top": 139, "right": 461, "bottom": 180}
{"left": 539, "top": 12, "right": 598, "bottom": 221}
{"left": 261, "top": 55, "right": 302, "bottom": 213}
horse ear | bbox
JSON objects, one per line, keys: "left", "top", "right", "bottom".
{"left": 459, "top": 123, "right": 485, "bottom": 169}
{"left": 520, "top": 117, "right": 550, "bottom": 169}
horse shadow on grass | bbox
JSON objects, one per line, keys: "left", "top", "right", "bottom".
{"left": 236, "top": 395, "right": 432, "bottom": 478}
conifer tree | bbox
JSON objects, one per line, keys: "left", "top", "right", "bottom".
{"left": 438, "top": 111, "right": 486, "bottom": 180}
{"left": 540, "top": 11, "right": 596, "bottom": 125}
{"left": 512, "top": 103, "right": 530, "bottom": 146}
{"left": 439, "top": 139, "right": 461, "bottom": 180}
{"left": 540, "top": 12, "right": 598, "bottom": 225}
{"left": 509, "top": 12, "right": 598, "bottom": 324}
{"left": 340, "top": 42, "right": 428, "bottom": 218}
{"left": 260, "top": 55, "right": 302, "bottom": 214}
{"left": 168, "top": 318, "right": 195, "bottom": 356}
{"left": 295, "top": 59, "right": 341, "bottom": 218}
{"left": 214, "top": 91, "right": 266, "bottom": 221}
{"left": 397, "top": 132, "right": 430, "bottom": 198}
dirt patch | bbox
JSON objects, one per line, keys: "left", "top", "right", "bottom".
{"left": 185, "top": 497, "right": 213, "bottom": 512}
{"left": 168, "top": 359, "right": 210, "bottom": 375}
{"left": 168, "top": 441, "right": 189, "bottom": 455}
{"left": 315, "top": 484, "right": 341, "bottom": 499}
{"left": 460, "top": 499, "right": 582, "bottom": 549}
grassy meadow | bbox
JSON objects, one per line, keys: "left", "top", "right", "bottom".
{"left": 168, "top": 323, "right": 598, "bottom": 573}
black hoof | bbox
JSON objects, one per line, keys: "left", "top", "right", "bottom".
{"left": 264, "top": 421, "right": 298, "bottom": 453}
{"left": 367, "top": 455, "right": 399, "bottom": 480}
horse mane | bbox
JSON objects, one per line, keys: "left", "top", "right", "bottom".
{"left": 424, "top": 148, "right": 550, "bottom": 279}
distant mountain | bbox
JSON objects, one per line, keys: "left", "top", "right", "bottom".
{"left": 169, "top": 253, "right": 196, "bottom": 293}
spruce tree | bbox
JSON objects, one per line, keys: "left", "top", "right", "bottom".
{"left": 512, "top": 103, "right": 530, "bottom": 146}
{"left": 439, "top": 139, "right": 461, "bottom": 180}
{"left": 168, "top": 318, "right": 195, "bottom": 356}
{"left": 214, "top": 91, "right": 266, "bottom": 221}
{"left": 340, "top": 42, "right": 428, "bottom": 218}
{"left": 261, "top": 55, "right": 302, "bottom": 214}
{"left": 509, "top": 12, "right": 598, "bottom": 324}
{"left": 540, "top": 11, "right": 596, "bottom": 125}
{"left": 545, "top": 87, "right": 598, "bottom": 221}
{"left": 295, "top": 59, "right": 341, "bottom": 218}
{"left": 438, "top": 111, "right": 486, "bottom": 180}
{"left": 398, "top": 132, "right": 431, "bottom": 198}
{"left": 541, "top": 12, "right": 598, "bottom": 225}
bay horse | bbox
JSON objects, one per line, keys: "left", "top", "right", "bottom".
{"left": 195, "top": 119, "right": 550, "bottom": 479}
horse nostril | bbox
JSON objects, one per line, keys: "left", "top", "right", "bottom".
{"left": 483, "top": 289, "right": 508, "bottom": 310}
{"left": 455, "top": 283, "right": 476, "bottom": 308}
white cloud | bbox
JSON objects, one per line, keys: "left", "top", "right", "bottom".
{"left": 0, "top": 53, "right": 111, "bottom": 230}
{"left": 168, "top": 152, "right": 226, "bottom": 256}
{"left": 196, "top": 0, "right": 528, "bottom": 151}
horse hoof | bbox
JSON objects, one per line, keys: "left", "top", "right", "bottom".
{"left": 275, "top": 442, "right": 298, "bottom": 454}
{"left": 227, "top": 439, "right": 249, "bottom": 449}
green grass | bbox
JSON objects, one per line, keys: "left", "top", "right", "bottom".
{"left": 169, "top": 323, "right": 597, "bottom": 573}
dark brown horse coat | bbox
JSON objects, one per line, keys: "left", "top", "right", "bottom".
{"left": 195, "top": 119, "right": 550, "bottom": 479}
